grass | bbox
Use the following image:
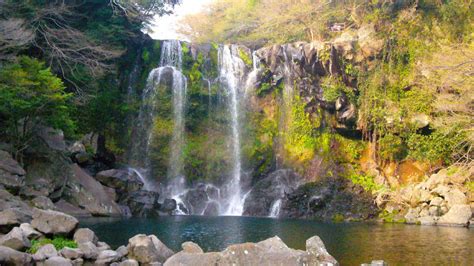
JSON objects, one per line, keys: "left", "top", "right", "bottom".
{"left": 27, "top": 237, "right": 77, "bottom": 254}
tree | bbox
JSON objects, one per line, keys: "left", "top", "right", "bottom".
{"left": 0, "top": 56, "right": 73, "bottom": 160}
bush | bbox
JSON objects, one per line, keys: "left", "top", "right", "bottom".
{"left": 28, "top": 237, "right": 77, "bottom": 254}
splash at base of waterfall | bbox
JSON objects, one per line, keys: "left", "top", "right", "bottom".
{"left": 269, "top": 199, "right": 282, "bottom": 218}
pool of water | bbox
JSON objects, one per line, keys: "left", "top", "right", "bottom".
{"left": 80, "top": 216, "right": 474, "bottom": 265}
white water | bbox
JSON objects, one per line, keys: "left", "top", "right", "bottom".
{"left": 219, "top": 45, "right": 246, "bottom": 216}
{"left": 269, "top": 199, "right": 282, "bottom": 218}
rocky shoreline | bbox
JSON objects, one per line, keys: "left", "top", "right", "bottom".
{"left": 0, "top": 207, "right": 345, "bottom": 265}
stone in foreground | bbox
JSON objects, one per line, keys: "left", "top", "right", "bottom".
{"left": 164, "top": 235, "right": 338, "bottom": 266}
{"left": 31, "top": 208, "right": 78, "bottom": 235}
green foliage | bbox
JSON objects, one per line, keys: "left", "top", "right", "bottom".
{"left": 28, "top": 237, "right": 77, "bottom": 254}
{"left": 348, "top": 172, "right": 382, "bottom": 192}
{"left": 332, "top": 213, "right": 344, "bottom": 223}
{"left": 0, "top": 57, "right": 73, "bottom": 156}
{"left": 407, "top": 131, "right": 463, "bottom": 164}
{"left": 467, "top": 181, "right": 474, "bottom": 193}
{"left": 379, "top": 209, "right": 406, "bottom": 224}
{"left": 321, "top": 76, "right": 355, "bottom": 103}
{"left": 238, "top": 48, "right": 253, "bottom": 67}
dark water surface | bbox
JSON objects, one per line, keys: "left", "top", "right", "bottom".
{"left": 80, "top": 216, "right": 473, "bottom": 265}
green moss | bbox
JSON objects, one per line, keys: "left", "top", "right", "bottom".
{"left": 332, "top": 214, "right": 345, "bottom": 222}
{"left": 320, "top": 76, "right": 355, "bottom": 103}
{"left": 378, "top": 210, "right": 406, "bottom": 224}
{"left": 28, "top": 237, "right": 77, "bottom": 254}
{"left": 467, "top": 181, "right": 474, "bottom": 192}
{"left": 348, "top": 172, "right": 383, "bottom": 192}
{"left": 238, "top": 48, "right": 253, "bottom": 67}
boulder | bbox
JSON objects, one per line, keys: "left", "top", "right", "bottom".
{"left": 31, "top": 196, "right": 56, "bottom": 210}
{"left": 19, "top": 223, "right": 43, "bottom": 240}
{"left": 73, "top": 228, "right": 98, "bottom": 245}
{"left": 60, "top": 247, "right": 84, "bottom": 260}
{"left": 95, "top": 169, "right": 144, "bottom": 194}
{"left": 0, "top": 227, "right": 31, "bottom": 251}
{"left": 31, "top": 208, "right": 78, "bottom": 235}
{"left": 0, "top": 208, "right": 32, "bottom": 233}
{"left": 181, "top": 242, "right": 203, "bottom": 254}
{"left": 116, "top": 245, "right": 128, "bottom": 258}
{"left": 67, "top": 141, "right": 86, "bottom": 154}
{"left": 97, "top": 241, "right": 111, "bottom": 252}
{"left": 54, "top": 200, "right": 91, "bottom": 217}
{"left": 78, "top": 241, "right": 98, "bottom": 260}
{"left": 62, "top": 164, "right": 122, "bottom": 217}
{"left": 118, "top": 259, "right": 139, "bottom": 266}
{"left": 0, "top": 150, "right": 26, "bottom": 192}
{"left": 164, "top": 235, "right": 337, "bottom": 266}
{"left": 438, "top": 204, "right": 472, "bottom": 226}
{"left": 0, "top": 246, "right": 33, "bottom": 265}
{"left": 37, "top": 127, "right": 67, "bottom": 151}
{"left": 443, "top": 189, "right": 468, "bottom": 208}
{"left": 124, "top": 190, "right": 160, "bottom": 217}
{"left": 72, "top": 152, "right": 91, "bottom": 165}
{"left": 33, "top": 244, "right": 58, "bottom": 261}
{"left": 95, "top": 250, "right": 119, "bottom": 265}
{"left": 71, "top": 258, "right": 83, "bottom": 266}
{"left": 159, "top": 199, "right": 177, "bottom": 214}
{"left": 127, "top": 234, "right": 174, "bottom": 264}
{"left": 43, "top": 256, "right": 72, "bottom": 266}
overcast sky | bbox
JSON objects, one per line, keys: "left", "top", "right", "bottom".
{"left": 148, "top": 0, "right": 213, "bottom": 41}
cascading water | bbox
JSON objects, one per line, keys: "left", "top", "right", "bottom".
{"left": 129, "top": 40, "right": 187, "bottom": 199}
{"left": 269, "top": 199, "right": 282, "bottom": 218}
{"left": 219, "top": 45, "right": 246, "bottom": 215}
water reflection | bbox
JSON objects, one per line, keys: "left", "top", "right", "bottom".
{"left": 80, "top": 216, "right": 474, "bottom": 265}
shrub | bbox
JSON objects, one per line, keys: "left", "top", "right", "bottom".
{"left": 28, "top": 237, "right": 77, "bottom": 254}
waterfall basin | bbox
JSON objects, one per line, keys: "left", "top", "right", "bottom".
{"left": 80, "top": 216, "right": 474, "bottom": 265}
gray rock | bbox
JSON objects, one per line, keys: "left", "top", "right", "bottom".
{"left": 181, "top": 242, "right": 203, "bottom": 254}
{"left": 31, "top": 208, "right": 78, "bottom": 235}
{"left": 95, "top": 250, "right": 119, "bottom": 265}
{"left": 71, "top": 258, "right": 83, "bottom": 266}
{"left": 73, "top": 228, "right": 98, "bottom": 245}
{"left": 361, "top": 260, "right": 387, "bottom": 266}
{"left": 95, "top": 169, "right": 144, "bottom": 193}
{"left": 0, "top": 208, "right": 32, "bottom": 233}
{"left": 44, "top": 256, "right": 72, "bottom": 266}
{"left": 31, "top": 196, "right": 56, "bottom": 210}
{"left": 37, "top": 127, "right": 67, "bottom": 151}
{"left": 0, "top": 245, "right": 33, "bottom": 265}
{"left": 127, "top": 234, "right": 174, "bottom": 264}
{"left": 54, "top": 200, "right": 92, "bottom": 217}
{"left": 429, "top": 197, "right": 443, "bottom": 207}
{"left": 404, "top": 208, "right": 420, "bottom": 224}
{"left": 63, "top": 165, "right": 122, "bottom": 217}
{"left": 60, "top": 247, "right": 84, "bottom": 260}
{"left": 444, "top": 189, "right": 467, "bottom": 208}
{"left": 68, "top": 142, "right": 86, "bottom": 154}
{"left": 417, "top": 216, "right": 437, "bottom": 226}
{"left": 438, "top": 204, "right": 472, "bottom": 226}
{"left": 20, "top": 223, "right": 43, "bottom": 240}
{"left": 306, "top": 235, "right": 338, "bottom": 265}
{"left": 118, "top": 259, "right": 139, "bottom": 266}
{"left": 78, "top": 241, "right": 98, "bottom": 260}
{"left": 115, "top": 245, "right": 128, "bottom": 258}
{"left": 33, "top": 244, "right": 58, "bottom": 261}
{"left": 0, "top": 227, "right": 31, "bottom": 250}
{"left": 96, "top": 241, "right": 111, "bottom": 252}
{"left": 428, "top": 206, "right": 440, "bottom": 217}
{"left": 0, "top": 150, "right": 26, "bottom": 192}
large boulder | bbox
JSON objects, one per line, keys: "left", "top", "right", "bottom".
{"left": 54, "top": 200, "right": 91, "bottom": 217}
{"left": 0, "top": 246, "right": 33, "bottom": 265}
{"left": 73, "top": 228, "right": 98, "bottom": 245}
{"left": 77, "top": 241, "right": 98, "bottom": 260}
{"left": 164, "top": 235, "right": 337, "bottom": 266}
{"left": 19, "top": 223, "right": 42, "bottom": 240}
{"left": 0, "top": 208, "right": 32, "bottom": 233}
{"left": 60, "top": 247, "right": 84, "bottom": 260}
{"left": 95, "top": 169, "right": 144, "bottom": 194}
{"left": 0, "top": 150, "right": 26, "bottom": 193}
{"left": 32, "top": 244, "right": 58, "bottom": 261}
{"left": 0, "top": 227, "right": 31, "bottom": 251}
{"left": 62, "top": 164, "right": 122, "bottom": 217}
{"left": 44, "top": 256, "right": 72, "bottom": 266}
{"left": 127, "top": 234, "right": 174, "bottom": 264}
{"left": 31, "top": 208, "right": 78, "bottom": 235}
{"left": 438, "top": 204, "right": 472, "bottom": 227}
{"left": 95, "top": 250, "right": 119, "bottom": 265}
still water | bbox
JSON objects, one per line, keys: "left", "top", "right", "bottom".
{"left": 80, "top": 216, "right": 473, "bottom": 265}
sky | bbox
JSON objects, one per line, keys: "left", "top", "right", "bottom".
{"left": 148, "top": 0, "right": 214, "bottom": 41}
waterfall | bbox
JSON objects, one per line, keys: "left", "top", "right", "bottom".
{"left": 130, "top": 40, "right": 187, "bottom": 196}
{"left": 219, "top": 45, "right": 246, "bottom": 216}
{"left": 269, "top": 199, "right": 282, "bottom": 218}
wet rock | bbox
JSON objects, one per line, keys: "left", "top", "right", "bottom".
{"left": 96, "top": 169, "right": 144, "bottom": 194}
{"left": 60, "top": 247, "right": 84, "bottom": 260}
{"left": 306, "top": 236, "right": 338, "bottom": 265}
{"left": 73, "top": 228, "right": 98, "bottom": 245}
{"left": 54, "top": 200, "right": 91, "bottom": 217}
{"left": 44, "top": 256, "right": 72, "bottom": 266}
{"left": 63, "top": 164, "right": 122, "bottom": 217}
{"left": 33, "top": 244, "right": 57, "bottom": 261}
{"left": 127, "top": 234, "right": 174, "bottom": 264}
{"left": 202, "top": 201, "right": 220, "bottom": 216}
{"left": 404, "top": 207, "right": 420, "bottom": 224}
{"left": 31, "top": 208, "right": 78, "bottom": 235}
{"left": 438, "top": 204, "right": 472, "bottom": 226}
{"left": 0, "top": 246, "right": 33, "bottom": 265}
{"left": 0, "top": 227, "right": 31, "bottom": 251}
{"left": 417, "top": 216, "right": 437, "bottom": 226}
{"left": 0, "top": 208, "right": 32, "bottom": 233}
{"left": 125, "top": 190, "right": 160, "bottom": 217}
{"left": 159, "top": 199, "right": 177, "bottom": 214}
{"left": 183, "top": 187, "right": 210, "bottom": 215}
{"left": 244, "top": 169, "right": 301, "bottom": 216}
